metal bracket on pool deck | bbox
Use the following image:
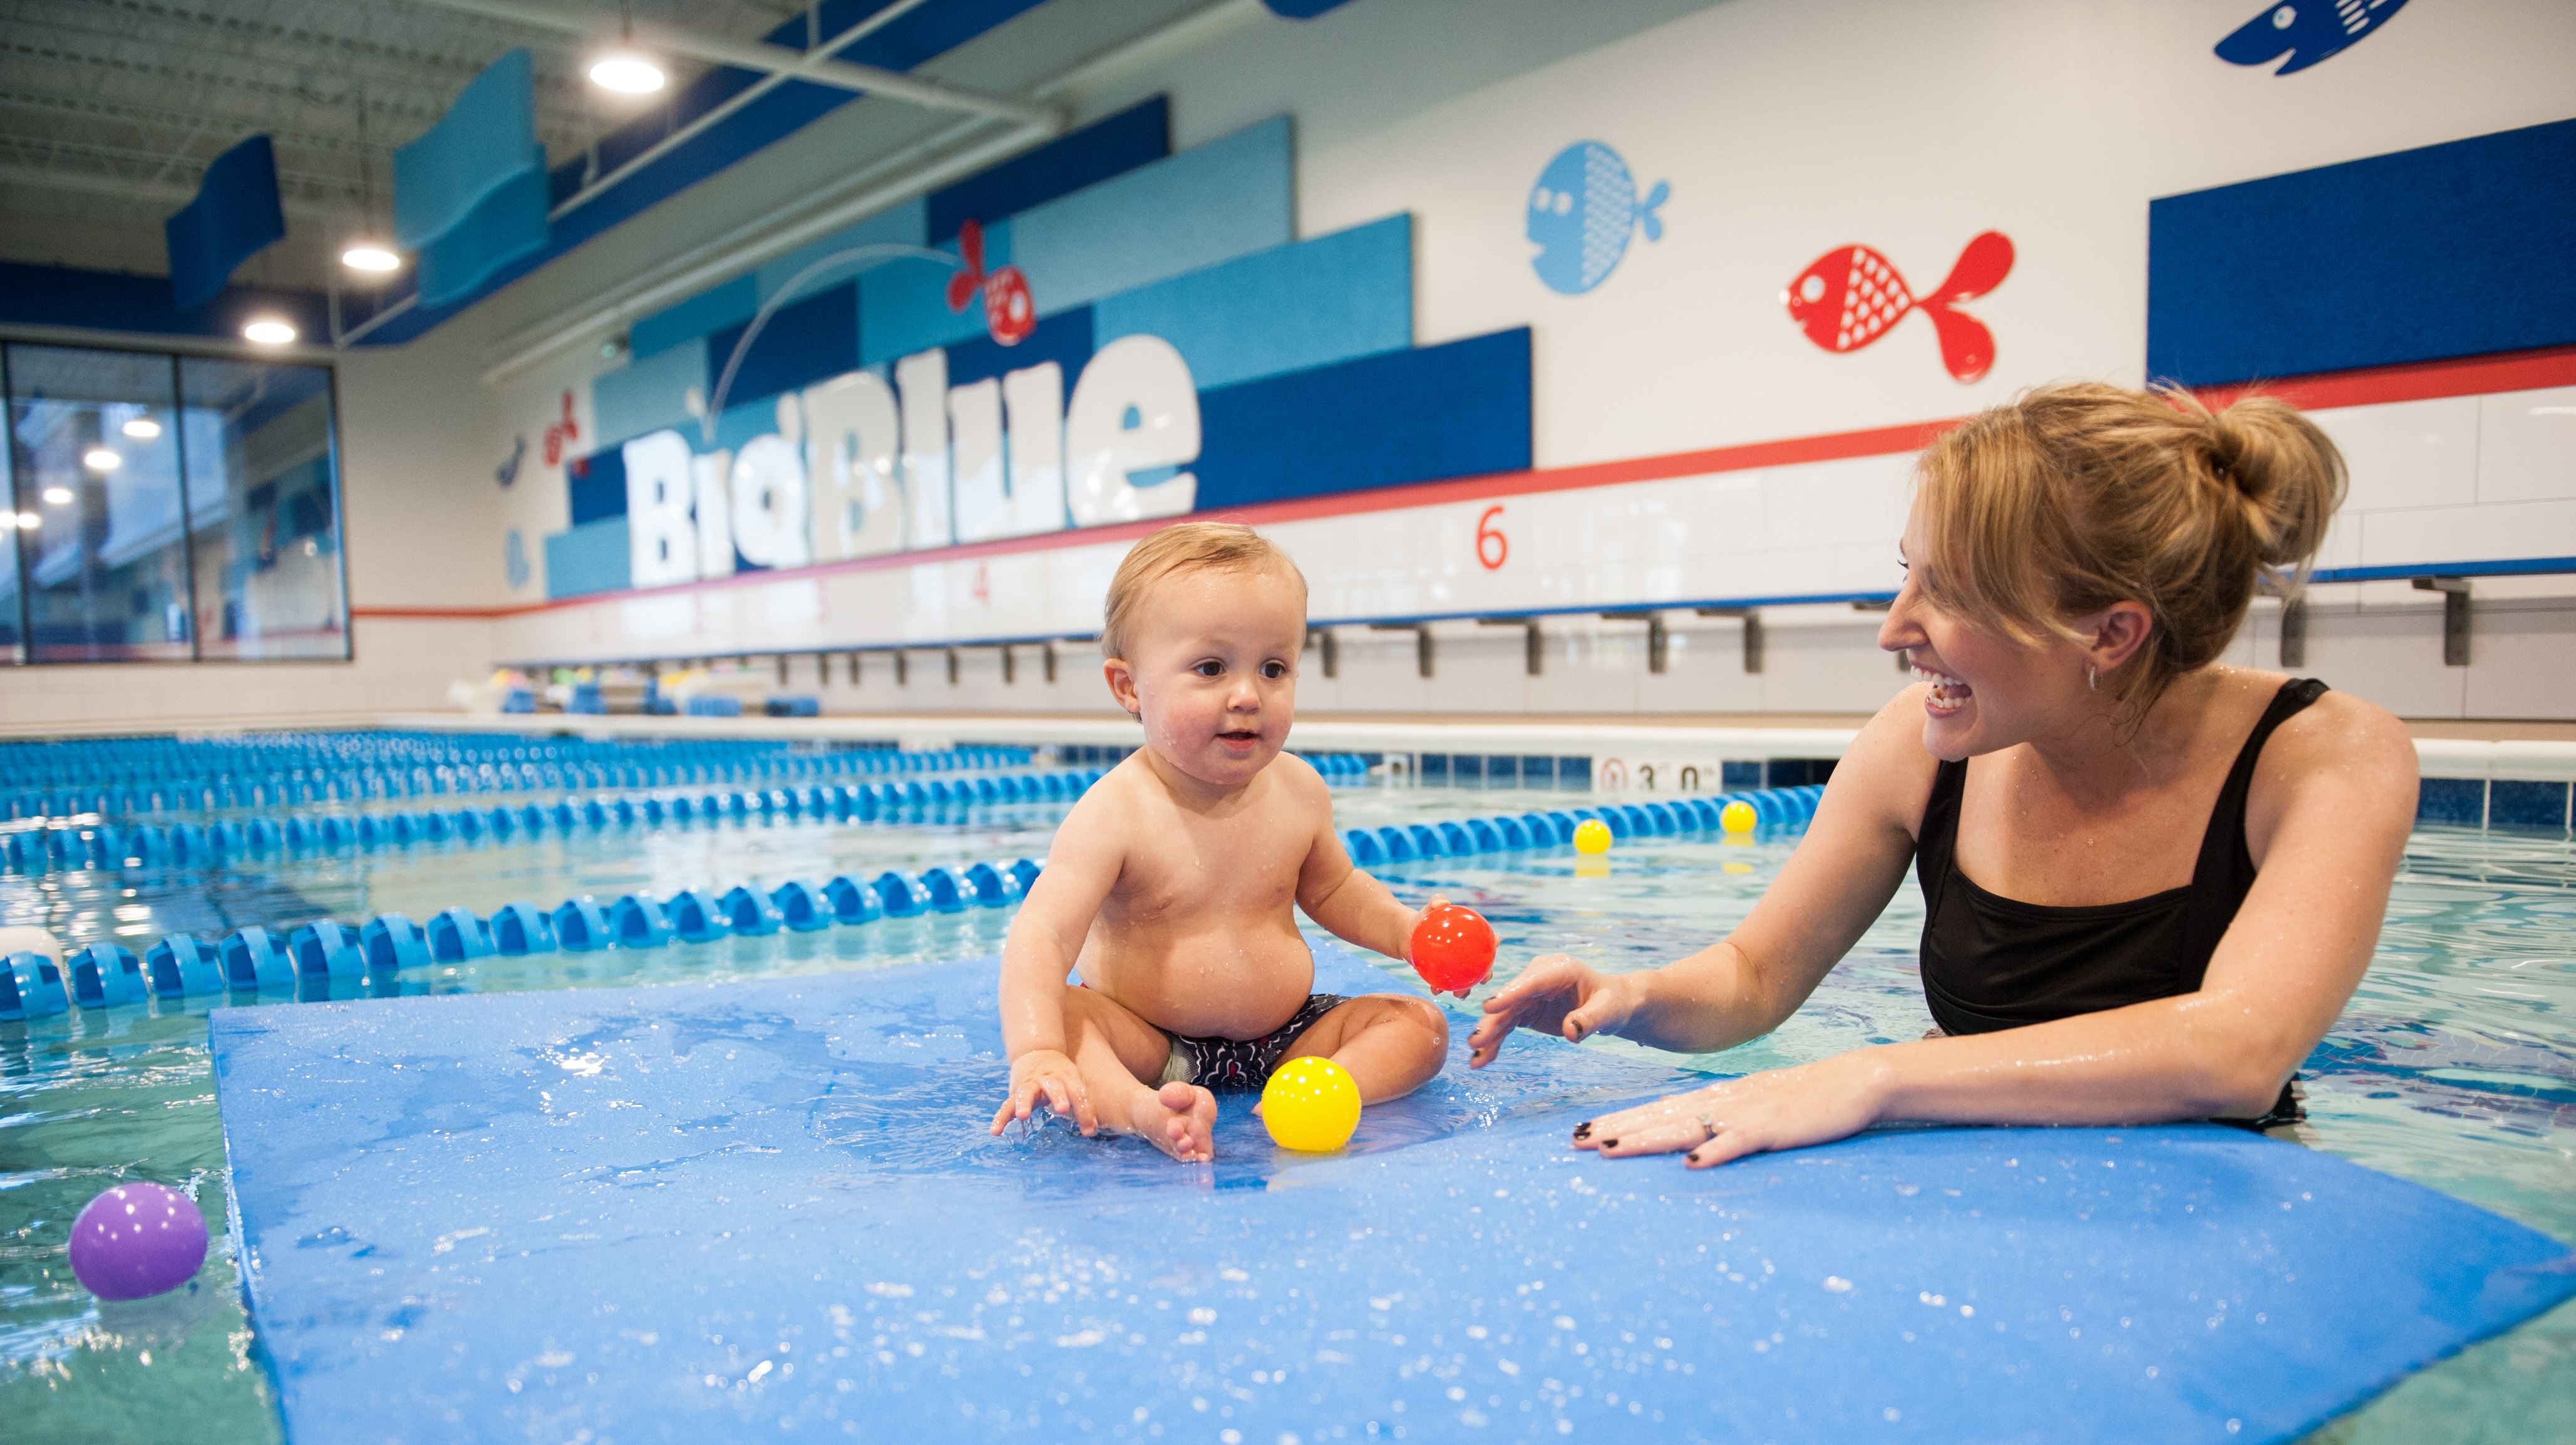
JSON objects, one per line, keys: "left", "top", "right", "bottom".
{"left": 1599, "top": 610, "right": 1669, "bottom": 673}
{"left": 1476, "top": 615, "right": 1543, "bottom": 675}
{"left": 1305, "top": 628, "right": 1338, "bottom": 678}
{"left": 1368, "top": 621, "right": 1434, "bottom": 678}
{"left": 2412, "top": 575, "right": 2470, "bottom": 665}
{"left": 1696, "top": 605, "right": 1766, "bottom": 673}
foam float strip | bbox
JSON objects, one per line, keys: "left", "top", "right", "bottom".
{"left": 0, "top": 755, "right": 1376, "bottom": 876}
{"left": 0, "top": 859, "right": 1053, "bottom": 1019}
{"left": 1339, "top": 784, "right": 1825, "bottom": 866}
{"left": 0, "top": 738, "right": 1043, "bottom": 822}
{"left": 0, "top": 770, "right": 1106, "bottom": 876}
{"left": 0, "top": 783, "right": 1821, "bottom": 1019}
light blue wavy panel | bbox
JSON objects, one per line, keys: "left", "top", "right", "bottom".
{"left": 393, "top": 49, "right": 538, "bottom": 249}
{"left": 1092, "top": 214, "right": 1411, "bottom": 390}
{"left": 1009, "top": 117, "right": 1291, "bottom": 314}
{"left": 756, "top": 199, "right": 927, "bottom": 304}
{"left": 857, "top": 221, "right": 1005, "bottom": 365}
{"left": 631, "top": 276, "right": 757, "bottom": 361}
{"left": 592, "top": 338, "right": 707, "bottom": 449}
{"left": 542, "top": 517, "right": 631, "bottom": 599}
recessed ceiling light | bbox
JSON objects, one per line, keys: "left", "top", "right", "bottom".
{"left": 341, "top": 241, "right": 402, "bottom": 272}
{"left": 82, "top": 447, "right": 121, "bottom": 472}
{"left": 42, "top": 486, "right": 75, "bottom": 504}
{"left": 243, "top": 317, "right": 297, "bottom": 345}
{"left": 589, "top": 53, "right": 665, "bottom": 94}
{"left": 121, "top": 417, "right": 162, "bottom": 439}
{"left": 14, "top": 512, "right": 38, "bottom": 529}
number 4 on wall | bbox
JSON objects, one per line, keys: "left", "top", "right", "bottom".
{"left": 1476, "top": 505, "right": 1508, "bottom": 571}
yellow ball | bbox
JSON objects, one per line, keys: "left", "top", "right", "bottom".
{"left": 1719, "top": 800, "right": 1758, "bottom": 834}
{"left": 1572, "top": 819, "right": 1614, "bottom": 854}
{"left": 1262, "top": 1056, "right": 1361, "bottom": 1152}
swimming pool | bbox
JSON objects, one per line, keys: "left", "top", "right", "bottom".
{"left": 2, "top": 759, "right": 2568, "bottom": 1442}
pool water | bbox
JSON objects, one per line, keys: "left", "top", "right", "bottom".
{"left": 3, "top": 777, "right": 2569, "bottom": 1443}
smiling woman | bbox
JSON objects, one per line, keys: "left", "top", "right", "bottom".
{"left": 1468, "top": 382, "right": 2420, "bottom": 1167}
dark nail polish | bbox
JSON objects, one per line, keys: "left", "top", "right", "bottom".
{"left": 1601, "top": 1138, "right": 1618, "bottom": 1149}
{"left": 1572, "top": 1121, "right": 1593, "bottom": 1139}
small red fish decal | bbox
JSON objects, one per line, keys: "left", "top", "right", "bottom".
{"left": 1783, "top": 231, "right": 2014, "bottom": 383}
{"left": 541, "top": 388, "right": 580, "bottom": 465}
{"left": 945, "top": 219, "right": 1035, "bottom": 346}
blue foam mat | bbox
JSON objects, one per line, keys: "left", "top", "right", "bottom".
{"left": 213, "top": 948, "right": 2575, "bottom": 1443}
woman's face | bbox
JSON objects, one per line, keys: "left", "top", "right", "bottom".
{"left": 1878, "top": 505, "right": 2099, "bottom": 762}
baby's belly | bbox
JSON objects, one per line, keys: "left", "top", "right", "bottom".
{"left": 1078, "top": 924, "right": 1317, "bottom": 1040}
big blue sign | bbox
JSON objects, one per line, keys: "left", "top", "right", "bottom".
{"left": 619, "top": 336, "right": 1200, "bottom": 588}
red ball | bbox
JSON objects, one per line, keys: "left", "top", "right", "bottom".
{"left": 1409, "top": 903, "right": 1497, "bottom": 993}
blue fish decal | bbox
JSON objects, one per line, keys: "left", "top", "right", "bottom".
{"left": 495, "top": 433, "right": 525, "bottom": 489}
{"left": 1528, "top": 142, "right": 1667, "bottom": 296}
{"left": 2215, "top": 0, "right": 2408, "bottom": 75}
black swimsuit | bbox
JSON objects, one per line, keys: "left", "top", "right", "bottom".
{"left": 1164, "top": 993, "right": 1349, "bottom": 1094}
{"left": 1914, "top": 677, "right": 2329, "bottom": 1129}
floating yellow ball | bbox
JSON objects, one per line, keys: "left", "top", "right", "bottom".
{"left": 1719, "top": 800, "right": 1758, "bottom": 834}
{"left": 1572, "top": 819, "right": 1614, "bottom": 854}
{"left": 1262, "top": 1056, "right": 1361, "bottom": 1152}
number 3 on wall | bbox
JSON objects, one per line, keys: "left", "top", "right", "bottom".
{"left": 1475, "top": 505, "right": 1508, "bottom": 571}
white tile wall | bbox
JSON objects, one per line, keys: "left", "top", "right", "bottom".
{"left": 476, "top": 385, "right": 2574, "bottom": 720}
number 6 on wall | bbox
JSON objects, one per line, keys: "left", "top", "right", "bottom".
{"left": 1476, "top": 505, "right": 1508, "bottom": 571}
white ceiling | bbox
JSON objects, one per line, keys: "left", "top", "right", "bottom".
{"left": 0, "top": 0, "right": 814, "bottom": 286}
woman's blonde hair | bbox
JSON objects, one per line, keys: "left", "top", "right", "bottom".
{"left": 1101, "top": 521, "right": 1306, "bottom": 660}
{"left": 1913, "top": 382, "right": 2346, "bottom": 707}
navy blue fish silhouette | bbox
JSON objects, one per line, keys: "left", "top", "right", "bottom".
{"left": 2216, "top": 0, "right": 2408, "bottom": 75}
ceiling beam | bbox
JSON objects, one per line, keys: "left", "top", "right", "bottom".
{"left": 0, "top": 162, "right": 356, "bottom": 220}
{"left": 398, "top": 0, "right": 1061, "bottom": 128}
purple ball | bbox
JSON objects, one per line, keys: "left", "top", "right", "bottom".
{"left": 68, "top": 1183, "right": 208, "bottom": 1301}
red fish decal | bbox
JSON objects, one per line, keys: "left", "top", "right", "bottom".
{"left": 945, "top": 219, "right": 1035, "bottom": 346}
{"left": 541, "top": 388, "right": 580, "bottom": 465}
{"left": 1783, "top": 231, "right": 2014, "bottom": 383}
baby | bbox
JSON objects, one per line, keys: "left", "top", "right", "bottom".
{"left": 988, "top": 522, "right": 1450, "bottom": 1162}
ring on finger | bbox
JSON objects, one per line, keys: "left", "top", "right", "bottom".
{"left": 1696, "top": 1113, "right": 1719, "bottom": 1141}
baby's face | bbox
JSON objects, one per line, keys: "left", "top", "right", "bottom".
{"left": 1112, "top": 565, "right": 1307, "bottom": 790}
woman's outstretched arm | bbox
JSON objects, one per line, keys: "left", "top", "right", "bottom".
{"left": 1467, "top": 685, "right": 1939, "bottom": 1065}
{"left": 1575, "top": 690, "right": 2416, "bottom": 1166}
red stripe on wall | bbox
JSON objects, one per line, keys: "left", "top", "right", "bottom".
{"left": 419, "top": 343, "right": 2576, "bottom": 621}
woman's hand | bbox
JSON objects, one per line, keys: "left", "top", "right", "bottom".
{"left": 1467, "top": 954, "right": 1641, "bottom": 1067}
{"left": 1573, "top": 1052, "right": 1888, "bottom": 1168}
{"left": 989, "top": 1048, "right": 1096, "bottom": 1136}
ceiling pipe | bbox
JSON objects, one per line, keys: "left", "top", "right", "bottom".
{"left": 548, "top": 0, "right": 940, "bottom": 222}
{"left": 399, "top": 0, "right": 1058, "bottom": 127}
{"left": 470, "top": 0, "right": 1265, "bottom": 380}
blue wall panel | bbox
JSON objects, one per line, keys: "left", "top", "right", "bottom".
{"left": 543, "top": 517, "right": 632, "bottom": 599}
{"left": 0, "top": 262, "right": 327, "bottom": 341}
{"left": 568, "top": 448, "right": 627, "bottom": 526}
{"left": 1095, "top": 215, "right": 1413, "bottom": 390}
{"left": 1193, "top": 328, "right": 1532, "bottom": 511}
{"left": 945, "top": 306, "right": 1093, "bottom": 390}
{"left": 1010, "top": 117, "right": 1293, "bottom": 317}
{"left": 925, "top": 97, "right": 1170, "bottom": 242}
{"left": 754, "top": 199, "right": 927, "bottom": 303}
{"left": 858, "top": 225, "right": 1001, "bottom": 365}
{"left": 592, "top": 338, "right": 706, "bottom": 448}
{"left": 632, "top": 276, "right": 758, "bottom": 361}
{"left": 704, "top": 281, "right": 858, "bottom": 410}
{"left": 2148, "top": 118, "right": 2576, "bottom": 386}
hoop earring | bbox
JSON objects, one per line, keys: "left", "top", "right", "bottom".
{"left": 2087, "top": 665, "right": 2098, "bottom": 693}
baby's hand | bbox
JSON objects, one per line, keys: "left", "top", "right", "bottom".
{"left": 990, "top": 1049, "right": 1097, "bottom": 1136}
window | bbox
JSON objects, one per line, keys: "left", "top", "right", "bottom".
{"left": 2, "top": 342, "right": 347, "bottom": 663}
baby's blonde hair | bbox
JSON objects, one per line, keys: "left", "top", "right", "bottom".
{"left": 1101, "top": 522, "right": 1306, "bottom": 660}
{"left": 1913, "top": 381, "right": 2346, "bottom": 708}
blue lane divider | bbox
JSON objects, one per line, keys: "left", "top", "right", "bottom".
{"left": 0, "top": 732, "right": 1046, "bottom": 822}
{"left": 1, "top": 769, "right": 1118, "bottom": 878}
{"left": 1336, "top": 784, "right": 1825, "bottom": 868}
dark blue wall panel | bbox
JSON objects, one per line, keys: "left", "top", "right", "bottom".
{"left": 1193, "top": 329, "right": 1532, "bottom": 510}
{"left": 944, "top": 305, "right": 1093, "bottom": 390}
{"left": 568, "top": 447, "right": 628, "bottom": 527}
{"left": 703, "top": 282, "right": 859, "bottom": 410}
{"left": 0, "top": 262, "right": 329, "bottom": 341}
{"left": 926, "top": 98, "right": 1169, "bottom": 242}
{"left": 2148, "top": 118, "right": 2576, "bottom": 386}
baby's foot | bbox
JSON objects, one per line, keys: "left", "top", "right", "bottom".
{"left": 1127, "top": 1080, "right": 1217, "bottom": 1163}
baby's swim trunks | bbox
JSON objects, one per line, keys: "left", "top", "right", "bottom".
{"left": 1159, "top": 994, "right": 1350, "bottom": 1094}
